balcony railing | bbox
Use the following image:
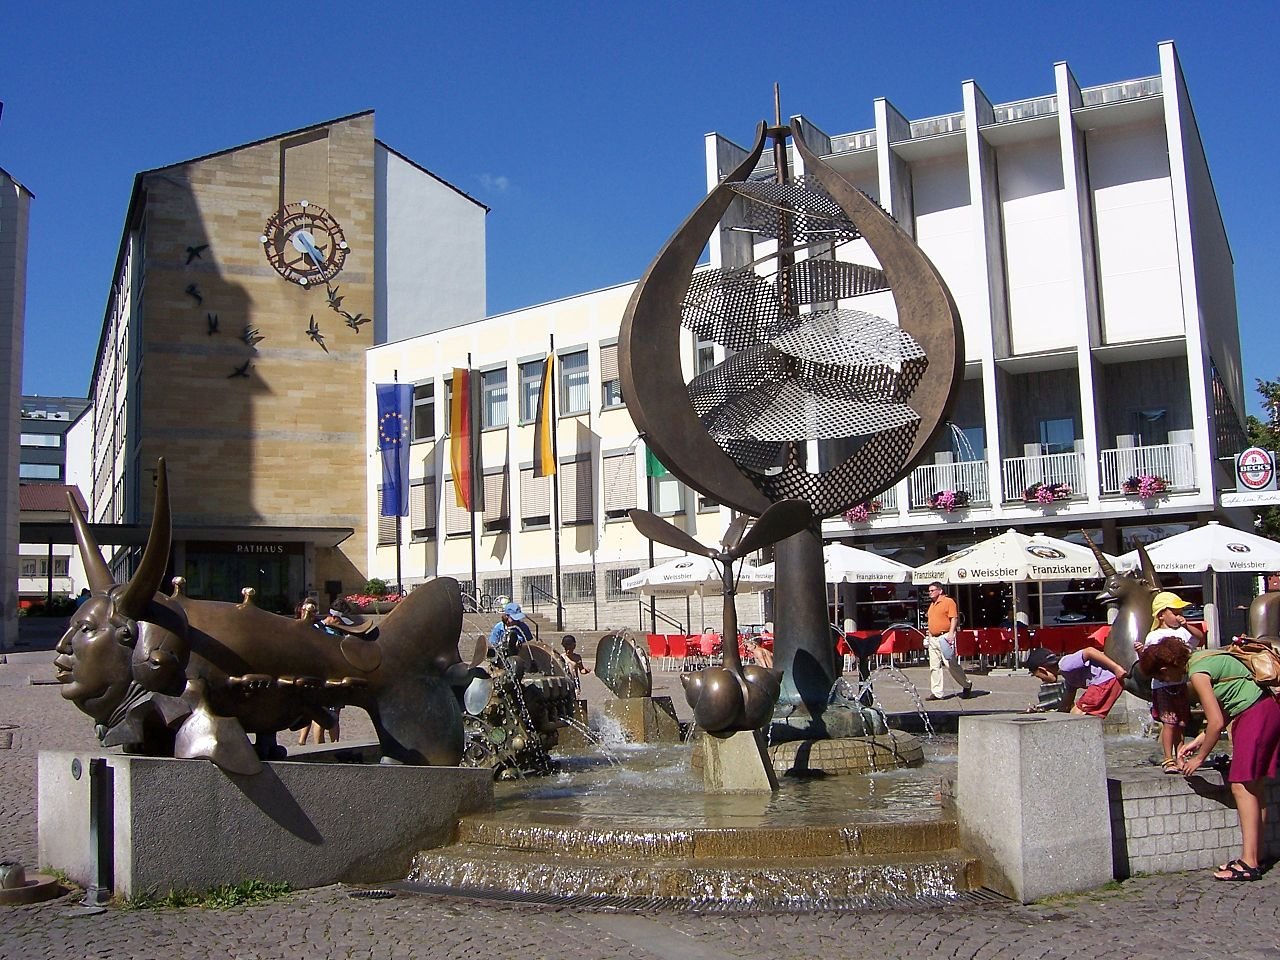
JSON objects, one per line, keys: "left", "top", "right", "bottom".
{"left": 1001, "top": 452, "right": 1086, "bottom": 503}
{"left": 909, "top": 460, "right": 990, "bottom": 509}
{"left": 1100, "top": 442, "right": 1195, "bottom": 494}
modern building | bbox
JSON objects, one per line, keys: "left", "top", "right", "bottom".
{"left": 17, "top": 395, "right": 89, "bottom": 607}
{"left": 1, "top": 166, "right": 33, "bottom": 646}
{"left": 77, "top": 112, "right": 487, "bottom": 613}
{"left": 367, "top": 41, "right": 1252, "bottom": 635}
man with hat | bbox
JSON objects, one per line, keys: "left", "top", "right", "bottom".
{"left": 1140, "top": 591, "right": 1205, "bottom": 771}
{"left": 488, "top": 601, "right": 533, "bottom": 654}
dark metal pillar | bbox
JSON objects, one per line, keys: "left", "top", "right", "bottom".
{"left": 772, "top": 525, "right": 834, "bottom": 721}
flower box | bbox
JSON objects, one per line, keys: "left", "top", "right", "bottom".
{"left": 927, "top": 489, "right": 970, "bottom": 512}
{"left": 842, "top": 499, "right": 884, "bottom": 524}
{"left": 1122, "top": 474, "right": 1167, "bottom": 499}
{"left": 1024, "top": 481, "right": 1072, "bottom": 505}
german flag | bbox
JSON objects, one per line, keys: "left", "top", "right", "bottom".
{"left": 449, "top": 367, "right": 473, "bottom": 509}
{"left": 533, "top": 354, "right": 556, "bottom": 478}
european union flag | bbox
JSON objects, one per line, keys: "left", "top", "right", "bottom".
{"left": 376, "top": 383, "right": 413, "bottom": 516}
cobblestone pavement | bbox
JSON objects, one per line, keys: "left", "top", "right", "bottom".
{"left": 4, "top": 648, "right": 1279, "bottom": 960}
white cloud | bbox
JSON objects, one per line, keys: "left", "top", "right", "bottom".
{"left": 479, "top": 173, "right": 510, "bottom": 192}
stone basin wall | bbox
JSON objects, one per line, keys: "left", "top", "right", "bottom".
{"left": 1107, "top": 767, "right": 1280, "bottom": 878}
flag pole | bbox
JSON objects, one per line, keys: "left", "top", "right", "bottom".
{"left": 550, "top": 335, "right": 563, "bottom": 631}
{"left": 468, "top": 352, "right": 479, "bottom": 605}
{"left": 393, "top": 369, "right": 403, "bottom": 597}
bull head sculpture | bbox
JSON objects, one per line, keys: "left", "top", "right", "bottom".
{"left": 1081, "top": 531, "right": 1161, "bottom": 687}
{"left": 57, "top": 458, "right": 467, "bottom": 774}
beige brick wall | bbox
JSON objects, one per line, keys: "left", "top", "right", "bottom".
{"left": 138, "top": 114, "right": 376, "bottom": 583}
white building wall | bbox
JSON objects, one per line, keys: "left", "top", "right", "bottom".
{"left": 912, "top": 156, "right": 986, "bottom": 358}
{"left": 374, "top": 145, "right": 486, "bottom": 343}
{"left": 1087, "top": 120, "right": 1183, "bottom": 343}
{"left": 998, "top": 137, "right": 1076, "bottom": 354}
{"left": 64, "top": 410, "right": 95, "bottom": 594}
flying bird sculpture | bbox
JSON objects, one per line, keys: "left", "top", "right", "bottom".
{"left": 306, "top": 316, "right": 328, "bottom": 353}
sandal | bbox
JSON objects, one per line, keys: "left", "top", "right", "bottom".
{"left": 1213, "top": 861, "right": 1261, "bottom": 882}
{"left": 1161, "top": 758, "right": 1179, "bottom": 774}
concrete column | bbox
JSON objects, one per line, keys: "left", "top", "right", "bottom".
{"left": 874, "top": 99, "right": 914, "bottom": 233}
{"left": 962, "top": 81, "right": 1006, "bottom": 515}
{"left": 957, "top": 713, "right": 1113, "bottom": 902}
{"left": 1055, "top": 61, "right": 1104, "bottom": 506}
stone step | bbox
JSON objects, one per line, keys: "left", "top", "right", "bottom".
{"left": 454, "top": 814, "right": 959, "bottom": 860}
{"left": 407, "top": 844, "right": 982, "bottom": 904}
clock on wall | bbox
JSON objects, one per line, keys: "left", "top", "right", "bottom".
{"left": 260, "top": 201, "right": 349, "bottom": 286}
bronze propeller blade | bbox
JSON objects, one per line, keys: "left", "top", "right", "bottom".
{"left": 628, "top": 508, "right": 717, "bottom": 558}
{"left": 730, "top": 499, "right": 812, "bottom": 561}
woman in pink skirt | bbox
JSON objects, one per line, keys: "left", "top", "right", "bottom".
{"left": 1180, "top": 648, "right": 1280, "bottom": 881}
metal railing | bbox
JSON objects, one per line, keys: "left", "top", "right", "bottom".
{"left": 1100, "top": 442, "right": 1196, "bottom": 494}
{"left": 831, "top": 129, "right": 877, "bottom": 153}
{"left": 1080, "top": 76, "right": 1161, "bottom": 107}
{"left": 909, "top": 460, "right": 990, "bottom": 508}
{"left": 460, "top": 587, "right": 495, "bottom": 615}
{"left": 992, "top": 94, "right": 1058, "bottom": 124}
{"left": 526, "top": 580, "right": 564, "bottom": 631}
{"left": 908, "top": 112, "right": 965, "bottom": 139}
{"left": 1001, "top": 451, "right": 1086, "bottom": 502}
{"left": 642, "top": 604, "right": 685, "bottom": 637}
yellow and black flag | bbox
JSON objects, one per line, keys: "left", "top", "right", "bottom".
{"left": 533, "top": 353, "right": 556, "bottom": 478}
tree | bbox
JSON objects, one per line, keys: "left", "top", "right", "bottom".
{"left": 1245, "top": 378, "right": 1280, "bottom": 539}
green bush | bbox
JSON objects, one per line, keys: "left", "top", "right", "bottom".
{"left": 363, "top": 578, "right": 390, "bottom": 598}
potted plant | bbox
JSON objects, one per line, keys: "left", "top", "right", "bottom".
{"left": 1122, "top": 474, "right": 1167, "bottom": 499}
{"left": 1024, "top": 481, "right": 1072, "bottom": 505}
{"left": 344, "top": 579, "right": 402, "bottom": 614}
{"left": 842, "top": 499, "right": 883, "bottom": 524}
{"left": 927, "top": 489, "right": 970, "bottom": 513}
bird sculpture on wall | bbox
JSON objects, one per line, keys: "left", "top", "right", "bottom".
{"left": 206, "top": 313, "right": 219, "bottom": 336}
{"left": 343, "top": 312, "right": 369, "bottom": 332}
{"left": 185, "top": 243, "right": 208, "bottom": 265}
{"left": 325, "top": 285, "right": 345, "bottom": 312}
{"left": 228, "top": 360, "right": 252, "bottom": 379}
{"left": 241, "top": 325, "right": 264, "bottom": 348}
{"left": 184, "top": 283, "right": 203, "bottom": 305}
{"left": 306, "top": 316, "right": 328, "bottom": 353}
{"left": 629, "top": 498, "right": 812, "bottom": 733}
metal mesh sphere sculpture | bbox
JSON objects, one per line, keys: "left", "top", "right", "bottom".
{"left": 620, "top": 120, "right": 963, "bottom": 519}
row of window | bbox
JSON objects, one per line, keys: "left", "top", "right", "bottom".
{"left": 19, "top": 433, "right": 62, "bottom": 448}
{"left": 468, "top": 567, "right": 642, "bottom": 607}
{"left": 19, "top": 463, "right": 62, "bottom": 481}
{"left": 409, "top": 345, "right": 624, "bottom": 443}
{"left": 19, "top": 557, "right": 70, "bottom": 578}
{"left": 375, "top": 450, "right": 716, "bottom": 545}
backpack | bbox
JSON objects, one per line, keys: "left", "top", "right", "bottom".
{"left": 1221, "top": 638, "right": 1280, "bottom": 687}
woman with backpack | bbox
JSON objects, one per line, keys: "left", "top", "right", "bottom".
{"left": 1179, "top": 645, "right": 1280, "bottom": 881}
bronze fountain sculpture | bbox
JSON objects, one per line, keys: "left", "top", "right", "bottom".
{"left": 619, "top": 101, "right": 963, "bottom": 741}
{"left": 56, "top": 458, "right": 468, "bottom": 774}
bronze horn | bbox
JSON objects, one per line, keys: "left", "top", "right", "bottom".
{"left": 1080, "top": 529, "right": 1116, "bottom": 578}
{"left": 1135, "top": 542, "right": 1162, "bottom": 591}
{"left": 114, "top": 458, "right": 173, "bottom": 619}
{"left": 67, "top": 491, "right": 115, "bottom": 594}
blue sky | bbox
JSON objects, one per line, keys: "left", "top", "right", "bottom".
{"left": 3, "top": 1, "right": 1278, "bottom": 414}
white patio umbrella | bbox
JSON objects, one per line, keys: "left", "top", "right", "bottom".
{"left": 757, "top": 543, "right": 914, "bottom": 584}
{"left": 912, "top": 529, "right": 1121, "bottom": 660}
{"left": 622, "top": 555, "right": 774, "bottom": 632}
{"left": 1117, "top": 521, "right": 1280, "bottom": 646}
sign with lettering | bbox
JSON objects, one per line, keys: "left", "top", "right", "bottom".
{"left": 1236, "top": 447, "right": 1277, "bottom": 492}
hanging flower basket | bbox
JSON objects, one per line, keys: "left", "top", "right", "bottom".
{"left": 1024, "top": 481, "right": 1072, "bottom": 504}
{"left": 928, "top": 489, "right": 970, "bottom": 513}
{"left": 1122, "top": 474, "right": 1167, "bottom": 499}
{"left": 842, "top": 499, "right": 884, "bottom": 524}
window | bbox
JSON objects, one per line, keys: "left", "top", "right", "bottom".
{"left": 1039, "top": 418, "right": 1075, "bottom": 455}
{"left": 602, "top": 451, "right": 637, "bottom": 520}
{"left": 519, "top": 466, "right": 552, "bottom": 528}
{"left": 521, "top": 574, "right": 553, "bottom": 605}
{"left": 480, "top": 367, "right": 508, "bottom": 429}
{"left": 412, "top": 383, "right": 435, "bottom": 442}
{"left": 563, "top": 571, "right": 595, "bottom": 603}
{"left": 650, "top": 472, "right": 683, "bottom": 515}
{"left": 482, "top": 470, "right": 510, "bottom": 531}
{"left": 19, "top": 463, "right": 61, "bottom": 481}
{"left": 696, "top": 336, "right": 717, "bottom": 376}
{"left": 561, "top": 456, "right": 593, "bottom": 524}
{"left": 600, "top": 342, "right": 622, "bottom": 408}
{"left": 482, "top": 577, "right": 512, "bottom": 603}
{"left": 375, "top": 488, "right": 398, "bottom": 546}
{"left": 409, "top": 478, "right": 436, "bottom": 538}
{"left": 443, "top": 477, "right": 471, "bottom": 537}
{"left": 698, "top": 494, "right": 720, "bottom": 513}
{"left": 954, "top": 425, "right": 985, "bottom": 461}
{"left": 519, "top": 360, "right": 544, "bottom": 424}
{"left": 19, "top": 557, "right": 69, "bottom": 578}
{"left": 20, "top": 433, "right": 61, "bottom": 448}
{"left": 560, "top": 350, "right": 589, "bottom": 415}
{"left": 443, "top": 378, "right": 453, "bottom": 435}
{"left": 1135, "top": 409, "right": 1168, "bottom": 446}
{"left": 606, "top": 567, "right": 639, "bottom": 601}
